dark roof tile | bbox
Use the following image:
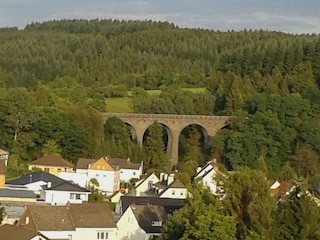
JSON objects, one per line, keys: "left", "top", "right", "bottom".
{"left": 6, "top": 171, "right": 64, "bottom": 185}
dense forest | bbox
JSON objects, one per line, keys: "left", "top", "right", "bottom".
{"left": 0, "top": 19, "right": 319, "bottom": 179}
{"left": 1, "top": 19, "right": 320, "bottom": 239}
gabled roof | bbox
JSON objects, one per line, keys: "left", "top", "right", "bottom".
{"left": 68, "top": 202, "right": 117, "bottom": 228}
{"left": 108, "top": 157, "right": 141, "bottom": 170}
{"left": 131, "top": 205, "right": 167, "bottom": 234}
{"left": 135, "top": 172, "right": 159, "bottom": 189}
{"left": 76, "top": 158, "right": 96, "bottom": 169}
{"left": 28, "top": 155, "right": 74, "bottom": 167}
{"left": 194, "top": 160, "right": 215, "bottom": 179}
{"left": 0, "top": 224, "right": 48, "bottom": 240}
{"left": 0, "top": 149, "right": 9, "bottom": 156}
{"left": 6, "top": 171, "right": 64, "bottom": 185}
{"left": 90, "top": 157, "right": 117, "bottom": 171}
{"left": 158, "top": 179, "right": 186, "bottom": 197}
{"left": 21, "top": 203, "right": 116, "bottom": 231}
{"left": 26, "top": 205, "right": 75, "bottom": 231}
{"left": 77, "top": 157, "right": 141, "bottom": 170}
{"left": 43, "top": 180, "right": 90, "bottom": 192}
{"left": 119, "top": 196, "right": 185, "bottom": 214}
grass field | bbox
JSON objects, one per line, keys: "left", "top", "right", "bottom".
{"left": 106, "top": 97, "right": 132, "bottom": 113}
{"left": 106, "top": 87, "right": 206, "bottom": 113}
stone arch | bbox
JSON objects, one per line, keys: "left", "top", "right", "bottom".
{"left": 102, "top": 113, "right": 231, "bottom": 168}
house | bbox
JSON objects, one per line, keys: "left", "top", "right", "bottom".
{"left": 140, "top": 173, "right": 188, "bottom": 199}
{"left": 134, "top": 172, "right": 160, "bottom": 197}
{"left": 116, "top": 195, "right": 185, "bottom": 215}
{"left": 17, "top": 202, "right": 117, "bottom": 240}
{"left": 194, "top": 159, "right": 220, "bottom": 194}
{"left": 0, "top": 224, "right": 49, "bottom": 240}
{"left": 76, "top": 157, "right": 120, "bottom": 195}
{"left": 0, "top": 149, "right": 9, "bottom": 189}
{"left": 107, "top": 191, "right": 124, "bottom": 203}
{"left": 117, "top": 204, "right": 167, "bottom": 240}
{"left": 40, "top": 180, "right": 90, "bottom": 205}
{"left": 6, "top": 171, "right": 64, "bottom": 195}
{"left": 158, "top": 178, "right": 188, "bottom": 199}
{"left": 27, "top": 155, "right": 74, "bottom": 176}
{"left": 268, "top": 179, "right": 295, "bottom": 197}
{"left": 107, "top": 157, "right": 143, "bottom": 182}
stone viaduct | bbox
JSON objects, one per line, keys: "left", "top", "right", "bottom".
{"left": 101, "top": 113, "right": 231, "bottom": 169}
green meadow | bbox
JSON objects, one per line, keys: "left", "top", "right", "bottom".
{"left": 106, "top": 87, "right": 206, "bottom": 113}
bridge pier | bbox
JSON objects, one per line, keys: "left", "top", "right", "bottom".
{"left": 102, "top": 113, "right": 231, "bottom": 170}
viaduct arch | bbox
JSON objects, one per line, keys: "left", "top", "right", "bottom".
{"left": 101, "top": 113, "right": 231, "bottom": 169}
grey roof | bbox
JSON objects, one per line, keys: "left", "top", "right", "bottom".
{"left": 119, "top": 196, "right": 185, "bottom": 214}
{"left": 43, "top": 181, "right": 90, "bottom": 192}
{"left": 3, "top": 204, "right": 26, "bottom": 220}
{"left": 0, "top": 189, "right": 37, "bottom": 199}
{"left": 131, "top": 205, "right": 167, "bottom": 234}
{"left": 6, "top": 171, "right": 64, "bottom": 185}
{"left": 108, "top": 157, "right": 141, "bottom": 170}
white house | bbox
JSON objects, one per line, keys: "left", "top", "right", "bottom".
{"left": 17, "top": 203, "right": 117, "bottom": 240}
{"left": 117, "top": 204, "right": 167, "bottom": 240}
{"left": 194, "top": 159, "right": 220, "bottom": 194}
{"left": 107, "top": 157, "right": 143, "bottom": 182}
{"left": 76, "top": 157, "right": 120, "bottom": 195}
{"left": 134, "top": 172, "right": 160, "bottom": 196}
{"left": 158, "top": 178, "right": 188, "bottom": 199}
{"left": 6, "top": 171, "right": 65, "bottom": 194}
{"left": 40, "top": 180, "right": 90, "bottom": 205}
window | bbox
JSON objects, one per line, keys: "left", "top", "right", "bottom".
{"left": 133, "top": 172, "right": 136, "bottom": 176}
{"left": 44, "top": 168, "right": 49, "bottom": 172}
{"left": 152, "top": 221, "right": 162, "bottom": 226}
{"left": 172, "top": 190, "right": 175, "bottom": 195}
{"left": 70, "top": 193, "right": 81, "bottom": 200}
{"left": 97, "top": 232, "right": 109, "bottom": 239}
{"left": 25, "top": 216, "right": 29, "bottom": 225}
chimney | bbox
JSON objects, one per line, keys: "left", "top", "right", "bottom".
{"left": 160, "top": 173, "right": 165, "bottom": 182}
{"left": 47, "top": 182, "right": 52, "bottom": 188}
{"left": 167, "top": 173, "right": 174, "bottom": 186}
{"left": 212, "top": 159, "right": 219, "bottom": 172}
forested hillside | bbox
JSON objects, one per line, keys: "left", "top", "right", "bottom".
{"left": 0, "top": 19, "right": 320, "bottom": 188}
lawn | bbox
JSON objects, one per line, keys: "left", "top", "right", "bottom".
{"left": 106, "top": 88, "right": 206, "bottom": 113}
{"left": 106, "top": 97, "right": 132, "bottom": 113}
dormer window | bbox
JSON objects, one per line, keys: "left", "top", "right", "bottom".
{"left": 152, "top": 221, "right": 162, "bottom": 226}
